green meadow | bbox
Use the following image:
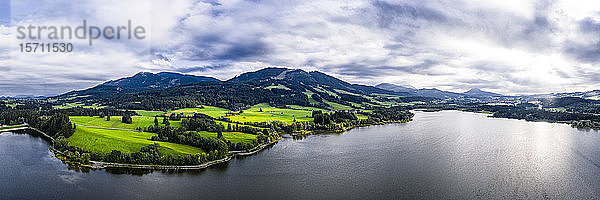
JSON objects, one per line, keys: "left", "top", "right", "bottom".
{"left": 70, "top": 116, "right": 159, "bottom": 130}
{"left": 67, "top": 126, "right": 203, "bottom": 155}
{"left": 226, "top": 103, "right": 313, "bottom": 124}
{"left": 171, "top": 105, "right": 231, "bottom": 118}
{"left": 193, "top": 131, "right": 257, "bottom": 144}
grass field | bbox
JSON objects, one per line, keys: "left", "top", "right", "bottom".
{"left": 171, "top": 105, "right": 231, "bottom": 118}
{"left": 286, "top": 105, "right": 329, "bottom": 112}
{"left": 67, "top": 126, "right": 203, "bottom": 155}
{"left": 302, "top": 90, "right": 320, "bottom": 105}
{"left": 70, "top": 115, "right": 181, "bottom": 130}
{"left": 135, "top": 110, "right": 165, "bottom": 117}
{"left": 193, "top": 131, "right": 257, "bottom": 144}
{"left": 264, "top": 84, "right": 291, "bottom": 90}
{"left": 322, "top": 100, "right": 353, "bottom": 110}
{"left": 226, "top": 103, "right": 313, "bottom": 124}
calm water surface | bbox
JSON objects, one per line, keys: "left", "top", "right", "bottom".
{"left": 1, "top": 111, "right": 600, "bottom": 199}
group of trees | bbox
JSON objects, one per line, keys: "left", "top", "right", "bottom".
{"left": 38, "top": 113, "right": 76, "bottom": 138}
{"left": 492, "top": 108, "right": 600, "bottom": 122}
{"left": 121, "top": 113, "right": 133, "bottom": 124}
{"left": 571, "top": 120, "right": 600, "bottom": 129}
{"left": 312, "top": 110, "right": 358, "bottom": 125}
{"left": 366, "top": 107, "right": 414, "bottom": 122}
{"left": 0, "top": 109, "right": 75, "bottom": 138}
{"left": 147, "top": 125, "right": 228, "bottom": 158}
{"left": 181, "top": 118, "right": 225, "bottom": 132}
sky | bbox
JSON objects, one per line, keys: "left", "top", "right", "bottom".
{"left": 0, "top": 0, "right": 599, "bottom": 96}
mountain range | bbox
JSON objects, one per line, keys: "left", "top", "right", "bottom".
{"left": 60, "top": 68, "right": 510, "bottom": 100}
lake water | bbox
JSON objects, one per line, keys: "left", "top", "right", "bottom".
{"left": 1, "top": 111, "right": 600, "bottom": 199}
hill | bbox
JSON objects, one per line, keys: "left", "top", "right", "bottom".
{"left": 60, "top": 72, "right": 219, "bottom": 97}
{"left": 376, "top": 83, "right": 463, "bottom": 99}
{"left": 228, "top": 67, "right": 395, "bottom": 95}
{"left": 375, "top": 83, "right": 416, "bottom": 93}
{"left": 463, "top": 88, "right": 503, "bottom": 97}
{"left": 103, "top": 72, "right": 219, "bottom": 89}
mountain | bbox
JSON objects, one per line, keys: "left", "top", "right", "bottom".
{"left": 0, "top": 95, "right": 46, "bottom": 99}
{"left": 463, "top": 88, "right": 503, "bottom": 97}
{"left": 228, "top": 67, "right": 396, "bottom": 95}
{"left": 375, "top": 83, "right": 465, "bottom": 99}
{"left": 60, "top": 72, "right": 219, "bottom": 97}
{"left": 412, "top": 88, "right": 465, "bottom": 99}
{"left": 549, "top": 90, "right": 600, "bottom": 100}
{"left": 376, "top": 83, "right": 416, "bottom": 93}
{"left": 103, "top": 72, "right": 219, "bottom": 90}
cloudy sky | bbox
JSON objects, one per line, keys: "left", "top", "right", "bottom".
{"left": 1, "top": 0, "right": 599, "bottom": 96}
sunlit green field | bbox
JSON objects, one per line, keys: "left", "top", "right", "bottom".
{"left": 193, "top": 131, "right": 257, "bottom": 144}
{"left": 322, "top": 100, "right": 353, "bottom": 110}
{"left": 286, "top": 105, "right": 329, "bottom": 112}
{"left": 67, "top": 126, "right": 203, "bottom": 155}
{"left": 69, "top": 110, "right": 175, "bottom": 129}
{"left": 70, "top": 116, "right": 159, "bottom": 129}
{"left": 134, "top": 110, "right": 165, "bottom": 117}
{"left": 226, "top": 103, "right": 313, "bottom": 124}
{"left": 171, "top": 105, "right": 231, "bottom": 118}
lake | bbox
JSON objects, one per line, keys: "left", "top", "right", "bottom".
{"left": 1, "top": 111, "right": 600, "bottom": 199}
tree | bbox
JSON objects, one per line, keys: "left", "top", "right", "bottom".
{"left": 154, "top": 117, "right": 159, "bottom": 126}
{"left": 163, "top": 117, "right": 170, "bottom": 126}
{"left": 217, "top": 130, "right": 223, "bottom": 139}
{"left": 122, "top": 113, "right": 133, "bottom": 124}
{"left": 106, "top": 115, "right": 111, "bottom": 121}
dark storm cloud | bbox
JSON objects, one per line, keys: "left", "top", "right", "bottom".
{"left": 562, "top": 18, "right": 600, "bottom": 63}
{"left": 326, "top": 59, "right": 444, "bottom": 78}
{"left": 580, "top": 18, "right": 600, "bottom": 33}
{"left": 215, "top": 41, "right": 270, "bottom": 60}
{"left": 371, "top": 1, "right": 449, "bottom": 28}
{"left": 174, "top": 65, "right": 227, "bottom": 73}
{"left": 184, "top": 35, "right": 271, "bottom": 62}
{"left": 564, "top": 42, "right": 600, "bottom": 63}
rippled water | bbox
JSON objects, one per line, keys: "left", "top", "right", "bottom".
{"left": 1, "top": 111, "right": 600, "bottom": 199}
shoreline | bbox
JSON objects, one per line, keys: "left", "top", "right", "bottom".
{"left": 8, "top": 116, "right": 411, "bottom": 171}
{"left": 291, "top": 119, "right": 412, "bottom": 136}
{"left": 75, "top": 138, "right": 281, "bottom": 170}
